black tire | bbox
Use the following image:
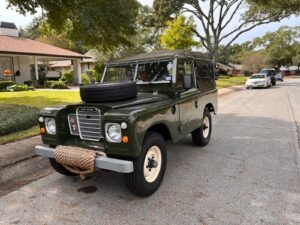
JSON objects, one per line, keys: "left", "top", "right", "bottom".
{"left": 49, "top": 158, "right": 76, "bottom": 176}
{"left": 80, "top": 81, "right": 137, "bottom": 103}
{"left": 124, "top": 132, "right": 167, "bottom": 197}
{"left": 192, "top": 109, "right": 212, "bottom": 146}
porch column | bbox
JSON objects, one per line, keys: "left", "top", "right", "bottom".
{"left": 34, "top": 56, "right": 39, "bottom": 80}
{"left": 73, "top": 59, "right": 82, "bottom": 85}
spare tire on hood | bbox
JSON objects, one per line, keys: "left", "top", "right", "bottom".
{"left": 80, "top": 81, "right": 137, "bottom": 103}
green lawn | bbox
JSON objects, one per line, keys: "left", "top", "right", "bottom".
{"left": 216, "top": 76, "right": 247, "bottom": 89}
{"left": 0, "top": 90, "right": 81, "bottom": 144}
{"left": 0, "top": 90, "right": 81, "bottom": 108}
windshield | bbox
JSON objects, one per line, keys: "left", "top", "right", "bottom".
{"left": 250, "top": 75, "right": 266, "bottom": 79}
{"left": 103, "top": 65, "right": 136, "bottom": 82}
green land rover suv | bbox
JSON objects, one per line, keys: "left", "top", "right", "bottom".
{"left": 36, "top": 50, "right": 218, "bottom": 197}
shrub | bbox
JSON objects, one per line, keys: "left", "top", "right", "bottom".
{"left": 24, "top": 80, "right": 35, "bottom": 86}
{"left": 0, "top": 105, "right": 40, "bottom": 136}
{"left": 94, "top": 63, "right": 104, "bottom": 81}
{"left": 81, "top": 74, "right": 90, "bottom": 85}
{"left": 7, "top": 84, "right": 29, "bottom": 92}
{"left": 45, "top": 80, "right": 54, "bottom": 88}
{"left": 0, "top": 81, "right": 15, "bottom": 90}
{"left": 60, "top": 71, "right": 74, "bottom": 84}
{"left": 81, "top": 69, "right": 101, "bottom": 85}
{"left": 50, "top": 81, "right": 68, "bottom": 89}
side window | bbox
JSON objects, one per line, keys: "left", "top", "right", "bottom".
{"left": 176, "top": 59, "right": 194, "bottom": 89}
{"left": 194, "top": 60, "right": 216, "bottom": 92}
{"left": 137, "top": 61, "right": 172, "bottom": 82}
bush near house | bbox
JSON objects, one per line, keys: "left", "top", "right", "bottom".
{"left": 45, "top": 80, "right": 68, "bottom": 89}
{"left": 81, "top": 69, "right": 101, "bottom": 85}
{"left": 7, "top": 84, "right": 29, "bottom": 92}
{"left": 0, "top": 105, "right": 40, "bottom": 136}
{"left": 60, "top": 71, "right": 74, "bottom": 85}
{"left": 0, "top": 81, "right": 16, "bottom": 90}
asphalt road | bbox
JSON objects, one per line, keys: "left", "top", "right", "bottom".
{"left": 0, "top": 78, "right": 299, "bottom": 225}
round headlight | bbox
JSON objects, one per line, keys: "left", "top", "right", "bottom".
{"left": 106, "top": 123, "right": 121, "bottom": 142}
{"left": 45, "top": 118, "right": 56, "bottom": 135}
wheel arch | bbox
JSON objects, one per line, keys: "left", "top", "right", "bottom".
{"left": 205, "top": 103, "right": 216, "bottom": 114}
{"left": 146, "top": 123, "right": 172, "bottom": 141}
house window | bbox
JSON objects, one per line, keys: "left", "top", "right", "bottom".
{"left": 0, "top": 57, "right": 13, "bottom": 76}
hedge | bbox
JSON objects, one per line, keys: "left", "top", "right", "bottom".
{"left": 0, "top": 81, "right": 16, "bottom": 90}
{"left": 7, "top": 84, "right": 29, "bottom": 92}
{"left": 45, "top": 80, "right": 68, "bottom": 89}
{"left": 0, "top": 105, "right": 40, "bottom": 136}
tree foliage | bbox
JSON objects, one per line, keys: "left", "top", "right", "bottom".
{"left": 8, "top": 0, "right": 140, "bottom": 50}
{"left": 160, "top": 15, "right": 199, "bottom": 50}
{"left": 241, "top": 51, "right": 271, "bottom": 72}
{"left": 153, "top": 0, "right": 300, "bottom": 62}
{"left": 253, "top": 26, "right": 300, "bottom": 66}
{"left": 218, "top": 41, "right": 254, "bottom": 64}
{"left": 247, "top": 0, "right": 300, "bottom": 19}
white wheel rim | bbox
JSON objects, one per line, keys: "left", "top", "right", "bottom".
{"left": 143, "top": 146, "right": 162, "bottom": 183}
{"left": 202, "top": 116, "right": 210, "bottom": 139}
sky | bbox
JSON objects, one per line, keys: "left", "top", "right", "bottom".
{"left": 0, "top": 0, "right": 299, "bottom": 44}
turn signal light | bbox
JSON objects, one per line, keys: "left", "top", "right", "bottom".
{"left": 122, "top": 136, "right": 129, "bottom": 143}
{"left": 40, "top": 127, "right": 46, "bottom": 134}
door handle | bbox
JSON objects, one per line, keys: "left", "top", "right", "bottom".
{"left": 195, "top": 101, "right": 198, "bottom": 108}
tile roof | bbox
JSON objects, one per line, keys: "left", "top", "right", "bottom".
{"left": 0, "top": 35, "right": 86, "bottom": 59}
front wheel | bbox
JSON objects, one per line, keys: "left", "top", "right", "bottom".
{"left": 49, "top": 158, "right": 76, "bottom": 176}
{"left": 124, "top": 132, "right": 167, "bottom": 197}
{"left": 192, "top": 109, "right": 212, "bottom": 146}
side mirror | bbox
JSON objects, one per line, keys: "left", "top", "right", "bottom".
{"left": 183, "top": 74, "right": 192, "bottom": 89}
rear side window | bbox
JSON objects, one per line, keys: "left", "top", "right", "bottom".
{"left": 194, "top": 60, "right": 216, "bottom": 92}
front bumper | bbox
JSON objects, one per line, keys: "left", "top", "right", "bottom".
{"left": 246, "top": 83, "right": 266, "bottom": 88}
{"left": 35, "top": 145, "right": 134, "bottom": 173}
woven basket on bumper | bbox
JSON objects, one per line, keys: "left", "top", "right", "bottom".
{"left": 55, "top": 145, "right": 106, "bottom": 176}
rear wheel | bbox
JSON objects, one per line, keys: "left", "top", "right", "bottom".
{"left": 192, "top": 109, "right": 212, "bottom": 146}
{"left": 125, "top": 132, "right": 167, "bottom": 197}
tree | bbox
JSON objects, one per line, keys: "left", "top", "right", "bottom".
{"left": 218, "top": 41, "right": 254, "bottom": 64}
{"left": 247, "top": 0, "right": 300, "bottom": 19}
{"left": 8, "top": 0, "right": 140, "bottom": 50}
{"left": 153, "top": 0, "right": 300, "bottom": 63}
{"left": 241, "top": 51, "right": 271, "bottom": 72}
{"left": 253, "top": 26, "right": 300, "bottom": 66}
{"left": 19, "top": 17, "right": 88, "bottom": 53}
{"left": 160, "top": 15, "right": 199, "bottom": 50}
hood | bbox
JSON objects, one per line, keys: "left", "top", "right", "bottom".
{"left": 75, "top": 92, "right": 170, "bottom": 110}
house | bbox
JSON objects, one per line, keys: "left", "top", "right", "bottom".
{"left": 49, "top": 49, "right": 98, "bottom": 74}
{"left": 280, "top": 66, "right": 300, "bottom": 76}
{"left": 217, "top": 63, "right": 233, "bottom": 75}
{"left": 229, "top": 63, "right": 245, "bottom": 76}
{"left": 0, "top": 21, "right": 88, "bottom": 84}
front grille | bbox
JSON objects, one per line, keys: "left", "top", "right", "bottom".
{"left": 76, "top": 107, "right": 101, "bottom": 141}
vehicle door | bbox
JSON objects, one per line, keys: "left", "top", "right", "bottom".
{"left": 176, "top": 58, "right": 201, "bottom": 136}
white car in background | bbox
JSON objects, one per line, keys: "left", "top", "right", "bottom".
{"left": 245, "top": 73, "right": 271, "bottom": 89}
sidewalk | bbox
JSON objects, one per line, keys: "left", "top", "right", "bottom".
{"left": 0, "top": 136, "right": 42, "bottom": 168}
{"left": 0, "top": 84, "right": 244, "bottom": 168}
{"left": 218, "top": 85, "right": 244, "bottom": 96}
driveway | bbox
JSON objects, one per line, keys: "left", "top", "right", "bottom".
{"left": 0, "top": 79, "right": 299, "bottom": 225}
